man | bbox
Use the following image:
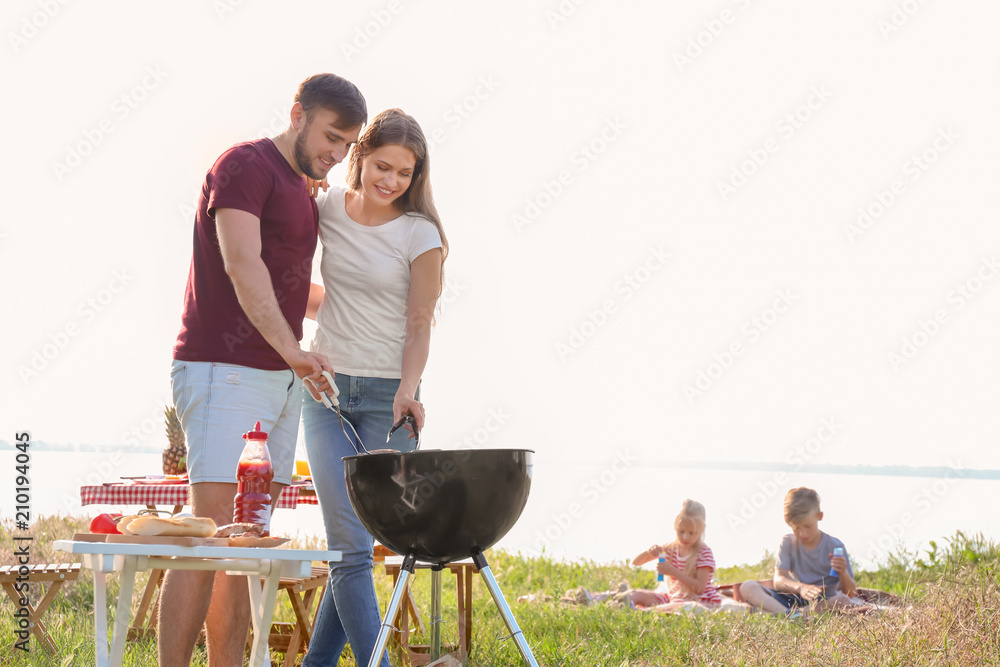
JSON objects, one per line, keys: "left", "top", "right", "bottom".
{"left": 160, "top": 73, "right": 366, "bottom": 667}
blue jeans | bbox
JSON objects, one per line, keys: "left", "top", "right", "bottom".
{"left": 301, "top": 374, "right": 418, "bottom": 667}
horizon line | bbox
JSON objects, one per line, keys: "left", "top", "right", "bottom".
{"left": 4, "top": 443, "right": 998, "bottom": 480}
{"left": 638, "top": 460, "right": 1000, "bottom": 480}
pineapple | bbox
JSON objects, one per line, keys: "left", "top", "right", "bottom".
{"left": 162, "top": 405, "right": 187, "bottom": 475}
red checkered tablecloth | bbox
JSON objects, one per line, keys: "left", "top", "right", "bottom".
{"left": 80, "top": 482, "right": 317, "bottom": 510}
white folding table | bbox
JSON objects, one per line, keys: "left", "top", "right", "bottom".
{"left": 54, "top": 539, "right": 340, "bottom": 667}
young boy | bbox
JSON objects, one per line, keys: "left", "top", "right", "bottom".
{"left": 740, "top": 487, "right": 858, "bottom": 614}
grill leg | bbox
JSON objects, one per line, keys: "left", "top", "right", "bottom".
{"left": 368, "top": 553, "right": 416, "bottom": 667}
{"left": 472, "top": 553, "right": 539, "bottom": 667}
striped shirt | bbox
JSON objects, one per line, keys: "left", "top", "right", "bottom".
{"left": 659, "top": 544, "right": 723, "bottom": 605}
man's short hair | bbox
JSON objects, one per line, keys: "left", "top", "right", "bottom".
{"left": 294, "top": 73, "right": 367, "bottom": 130}
{"left": 783, "top": 487, "right": 821, "bottom": 524}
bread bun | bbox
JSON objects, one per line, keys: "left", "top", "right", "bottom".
{"left": 121, "top": 515, "right": 217, "bottom": 537}
{"left": 117, "top": 515, "right": 139, "bottom": 533}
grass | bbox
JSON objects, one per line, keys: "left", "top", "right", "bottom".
{"left": 1, "top": 516, "right": 998, "bottom": 666}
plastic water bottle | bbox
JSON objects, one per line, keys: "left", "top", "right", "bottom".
{"left": 657, "top": 552, "right": 666, "bottom": 582}
{"left": 233, "top": 421, "right": 274, "bottom": 536}
{"left": 829, "top": 546, "right": 844, "bottom": 577}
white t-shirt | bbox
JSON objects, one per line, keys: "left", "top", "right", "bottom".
{"left": 311, "top": 187, "right": 442, "bottom": 378}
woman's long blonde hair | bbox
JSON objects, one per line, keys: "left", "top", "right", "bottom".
{"left": 667, "top": 499, "right": 707, "bottom": 578}
{"left": 345, "top": 108, "right": 448, "bottom": 297}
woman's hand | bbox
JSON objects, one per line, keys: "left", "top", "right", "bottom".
{"left": 393, "top": 392, "right": 426, "bottom": 436}
{"left": 306, "top": 176, "right": 329, "bottom": 198}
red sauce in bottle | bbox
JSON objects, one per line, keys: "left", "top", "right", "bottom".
{"left": 233, "top": 421, "right": 274, "bottom": 536}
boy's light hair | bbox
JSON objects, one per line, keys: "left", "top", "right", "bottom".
{"left": 783, "top": 487, "right": 821, "bottom": 525}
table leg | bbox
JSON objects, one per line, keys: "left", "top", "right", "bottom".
{"left": 455, "top": 567, "right": 470, "bottom": 660}
{"left": 248, "top": 575, "right": 262, "bottom": 637}
{"left": 94, "top": 570, "right": 108, "bottom": 667}
{"left": 109, "top": 559, "right": 137, "bottom": 665}
{"left": 1, "top": 580, "right": 60, "bottom": 654}
{"left": 247, "top": 567, "right": 281, "bottom": 667}
{"left": 129, "top": 570, "right": 164, "bottom": 641}
{"left": 283, "top": 584, "right": 320, "bottom": 666}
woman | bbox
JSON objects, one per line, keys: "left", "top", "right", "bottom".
{"left": 301, "top": 108, "right": 448, "bottom": 667}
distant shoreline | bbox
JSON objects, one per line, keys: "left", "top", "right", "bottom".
{"left": 0, "top": 440, "right": 162, "bottom": 454}
{"left": 554, "top": 459, "right": 1000, "bottom": 480}
{"left": 5, "top": 442, "right": 997, "bottom": 480}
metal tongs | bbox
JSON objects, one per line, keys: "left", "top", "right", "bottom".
{"left": 304, "top": 370, "right": 370, "bottom": 454}
{"left": 388, "top": 414, "right": 420, "bottom": 448}
{"left": 304, "top": 371, "right": 420, "bottom": 453}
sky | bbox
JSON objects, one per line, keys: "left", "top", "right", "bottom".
{"left": 2, "top": 2, "right": 999, "bottom": 563}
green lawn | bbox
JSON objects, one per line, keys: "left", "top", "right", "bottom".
{"left": 1, "top": 515, "right": 997, "bottom": 666}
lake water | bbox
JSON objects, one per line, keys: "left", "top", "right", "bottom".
{"left": 7, "top": 449, "right": 997, "bottom": 571}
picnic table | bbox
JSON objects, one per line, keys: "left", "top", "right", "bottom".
{"left": 77, "top": 478, "right": 325, "bottom": 661}
{"left": 54, "top": 538, "right": 340, "bottom": 667}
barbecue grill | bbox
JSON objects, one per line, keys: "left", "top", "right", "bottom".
{"left": 344, "top": 448, "right": 538, "bottom": 666}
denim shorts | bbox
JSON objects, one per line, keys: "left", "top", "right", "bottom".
{"left": 763, "top": 588, "right": 811, "bottom": 610}
{"left": 171, "top": 360, "right": 302, "bottom": 485}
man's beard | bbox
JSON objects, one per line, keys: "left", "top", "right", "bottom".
{"left": 293, "top": 120, "right": 328, "bottom": 180}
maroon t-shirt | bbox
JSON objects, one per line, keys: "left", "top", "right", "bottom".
{"left": 173, "top": 138, "right": 318, "bottom": 371}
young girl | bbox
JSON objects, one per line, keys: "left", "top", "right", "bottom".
{"left": 629, "top": 499, "right": 723, "bottom": 611}
{"left": 301, "top": 108, "right": 447, "bottom": 667}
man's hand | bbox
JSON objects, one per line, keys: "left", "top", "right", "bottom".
{"left": 799, "top": 584, "right": 823, "bottom": 601}
{"left": 284, "top": 349, "right": 333, "bottom": 399}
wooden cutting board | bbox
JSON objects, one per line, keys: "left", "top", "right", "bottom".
{"left": 73, "top": 533, "right": 109, "bottom": 542}
{"left": 106, "top": 534, "right": 230, "bottom": 547}
{"left": 73, "top": 533, "right": 291, "bottom": 548}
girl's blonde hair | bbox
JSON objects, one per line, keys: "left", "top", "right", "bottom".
{"left": 345, "top": 108, "right": 448, "bottom": 297}
{"left": 667, "top": 499, "right": 707, "bottom": 578}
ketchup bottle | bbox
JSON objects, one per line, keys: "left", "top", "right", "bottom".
{"left": 233, "top": 421, "right": 274, "bottom": 536}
